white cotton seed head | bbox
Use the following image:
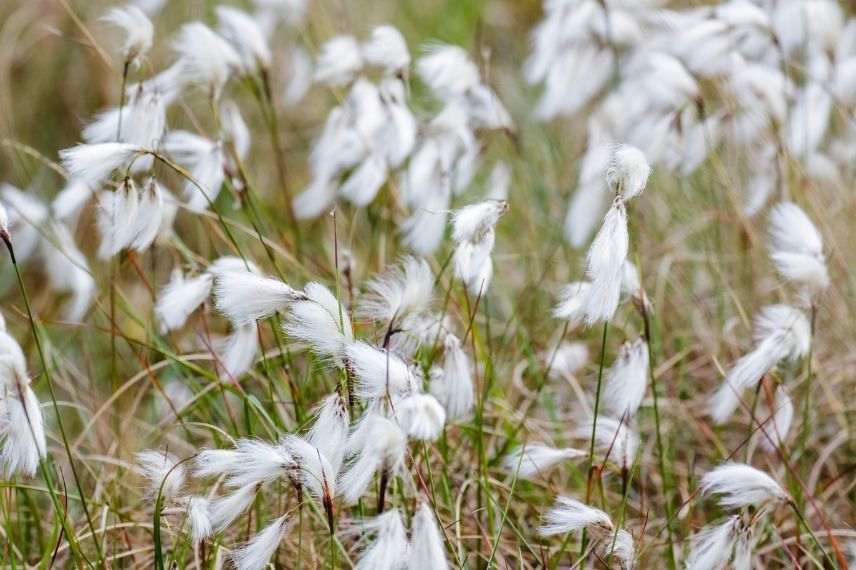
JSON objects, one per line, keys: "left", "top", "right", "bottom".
{"left": 700, "top": 462, "right": 788, "bottom": 509}
{"left": 207, "top": 484, "right": 257, "bottom": 531}
{"left": 762, "top": 386, "right": 794, "bottom": 452}
{"left": 357, "top": 257, "right": 434, "bottom": 323}
{"left": 339, "top": 414, "right": 407, "bottom": 504}
{"left": 353, "top": 509, "right": 409, "bottom": 570}
{"left": 315, "top": 36, "right": 363, "bottom": 86}
{"left": 408, "top": 500, "right": 449, "bottom": 570}
{"left": 214, "top": 271, "right": 298, "bottom": 326}
{"left": 362, "top": 25, "right": 410, "bottom": 74}
{"left": 345, "top": 342, "right": 416, "bottom": 401}
{"left": 452, "top": 200, "right": 507, "bottom": 244}
{"left": 173, "top": 22, "right": 241, "bottom": 95}
{"left": 285, "top": 282, "right": 353, "bottom": 365}
{"left": 686, "top": 516, "right": 741, "bottom": 570}
{"left": 96, "top": 181, "right": 139, "bottom": 259}
{"left": 102, "top": 5, "right": 153, "bottom": 64}
{"left": 584, "top": 202, "right": 629, "bottom": 325}
{"left": 40, "top": 222, "right": 96, "bottom": 322}
{"left": 417, "top": 44, "right": 480, "bottom": 100}
{"left": 753, "top": 305, "right": 811, "bottom": 359}
{"left": 308, "top": 393, "right": 350, "bottom": 474}
{"left": 768, "top": 202, "right": 828, "bottom": 291}
{"left": 1, "top": 183, "right": 49, "bottom": 262}
{"left": 162, "top": 130, "right": 225, "bottom": 212}
{"left": 135, "top": 450, "right": 185, "bottom": 499}
{"left": 502, "top": 442, "right": 585, "bottom": 480}
{"left": 601, "top": 529, "right": 635, "bottom": 570}
{"left": 393, "top": 392, "right": 446, "bottom": 441}
{"left": 1, "top": 384, "right": 47, "bottom": 478}
{"left": 430, "top": 334, "right": 474, "bottom": 420}
{"left": 187, "top": 496, "right": 212, "bottom": 543}
{"left": 539, "top": 496, "right": 614, "bottom": 538}
{"left": 575, "top": 416, "right": 638, "bottom": 468}
{"left": 195, "top": 439, "right": 293, "bottom": 488}
{"left": 603, "top": 338, "right": 649, "bottom": 419}
{"left": 338, "top": 154, "right": 388, "bottom": 207}
{"left": 553, "top": 281, "right": 591, "bottom": 326}
{"left": 281, "top": 435, "right": 336, "bottom": 502}
{"left": 217, "top": 6, "right": 272, "bottom": 73}
{"left": 155, "top": 270, "right": 213, "bottom": 332}
{"left": 215, "top": 323, "right": 259, "bottom": 380}
{"left": 231, "top": 515, "right": 289, "bottom": 570}
{"left": 59, "top": 143, "right": 142, "bottom": 188}
{"left": 84, "top": 89, "right": 166, "bottom": 151}
{"left": 606, "top": 145, "right": 651, "bottom": 200}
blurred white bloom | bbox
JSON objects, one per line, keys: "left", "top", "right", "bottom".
{"left": 575, "top": 416, "right": 638, "bottom": 469}
{"left": 315, "top": 36, "right": 363, "bottom": 86}
{"left": 543, "top": 341, "right": 589, "bottom": 379}
{"left": 195, "top": 439, "right": 294, "bottom": 488}
{"left": 393, "top": 392, "right": 446, "bottom": 441}
{"left": 768, "top": 202, "right": 829, "bottom": 292}
{"left": 41, "top": 222, "right": 96, "bottom": 322}
{"left": 603, "top": 338, "right": 649, "bottom": 419}
{"left": 214, "top": 271, "right": 299, "bottom": 326}
{"left": 135, "top": 450, "right": 185, "bottom": 499}
{"left": 485, "top": 161, "right": 511, "bottom": 201}
{"left": 583, "top": 201, "right": 629, "bottom": 325}
{"left": 607, "top": 145, "right": 651, "bottom": 201}
{"left": 362, "top": 26, "right": 410, "bottom": 75}
{"left": 253, "top": 0, "right": 309, "bottom": 32}
{"left": 83, "top": 88, "right": 166, "bottom": 157}
{"left": 417, "top": 44, "right": 480, "bottom": 100}
{"left": 0, "top": 358, "right": 46, "bottom": 478}
{"left": 283, "top": 47, "right": 313, "bottom": 106}
{"left": 285, "top": 282, "right": 353, "bottom": 364}
{"left": 539, "top": 496, "right": 614, "bottom": 538}
{"left": 686, "top": 515, "right": 741, "bottom": 570}
{"left": 51, "top": 179, "right": 94, "bottom": 225}
{"left": 787, "top": 81, "right": 832, "bottom": 157}
{"left": 762, "top": 386, "right": 794, "bottom": 453}
{"left": 353, "top": 510, "right": 409, "bottom": 570}
{"left": 187, "top": 496, "right": 212, "bottom": 543}
{"left": 553, "top": 281, "right": 591, "bottom": 326}
{"left": 709, "top": 304, "right": 810, "bottom": 424}
{"left": 217, "top": 6, "right": 272, "bottom": 73}
{"left": 408, "top": 499, "right": 449, "bottom": 570}
{"left": 452, "top": 200, "right": 507, "bottom": 295}
{"left": 340, "top": 413, "right": 407, "bottom": 504}
{"left": 172, "top": 22, "right": 241, "bottom": 97}
{"left": 1, "top": 184, "right": 48, "bottom": 262}
{"left": 346, "top": 342, "right": 416, "bottom": 400}
{"left": 155, "top": 269, "right": 213, "bottom": 332}
{"left": 700, "top": 463, "right": 788, "bottom": 509}
{"left": 503, "top": 442, "right": 584, "bottom": 480}
{"left": 59, "top": 143, "right": 143, "bottom": 188}
{"left": 430, "top": 334, "right": 474, "bottom": 420}
{"left": 102, "top": 5, "right": 153, "bottom": 65}
{"left": 231, "top": 515, "right": 290, "bottom": 570}
{"left": 281, "top": 435, "right": 336, "bottom": 504}
{"left": 96, "top": 181, "right": 139, "bottom": 259}
{"left": 564, "top": 144, "right": 612, "bottom": 248}
{"left": 162, "top": 130, "right": 227, "bottom": 212}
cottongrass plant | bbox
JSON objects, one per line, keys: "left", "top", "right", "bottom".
{"left": 0, "top": 0, "right": 853, "bottom": 568}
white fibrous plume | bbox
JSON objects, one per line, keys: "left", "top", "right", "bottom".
{"left": 392, "top": 392, "right": 446, "bottom": 441}
{"left": 362, "top": 25, "right": 411, "bottom": 75}
{"left": 768, "top": 202, "right": 829, "bottom": 292}
{"left": 686, "top": 516, "right": 742, "bottom": 570}
{"left": 539, "top": 496, "right": 614, "bottom": 539}
{"left": 345, "top": 342, "right": 417, "bottom": 401}
{"left": 582, "top": 145, "right": 650, "bottom": 325}
{"left": 601, "top": 528, "right": 635, "bottom": 570}
{"left": 430, "top": 334, "right": 474, "bottom": 420}
{"left": 602, "top": 338, "right": 649, "bottom": 419}
{"left": 575, "top": 416, "right": 639, "bottom": 469}
{"left": 709, "top": 304, "right": 810, "bottom": 424}
{"left": 186, "top": 496, "right": 212, "bottom": 543}
{"left": 285, "top": 282, "right": 353, "bottom": 365}
{"left": 195, "top": 439, "right": 294, "bottom": 489}
{"left": 307, "top": 393, "right": 350, "bottom": 474}
{"left": 155, "top": 268, "right": 213, "bottom": 332}
{"left": 280, "top": 435, "right": 336, "bottom": 505}
{"left": 216, "top": 6, "right": 272, "bottom": 74}
{"left": 314, "top": 35, "right": 364, "bottom": 87}
{"left": 207, "top": 484, "right": 257, "bottom": 531}
{"left": 0, "top": 354, "right": 47, "bottom": 478}
{"left": 416, "top": 44, "right": 480, "bottom": 100}
{"left": 451, "top": 200, "right": 507, "bottom": 295}
{"left": 339, "top": 413, "right": 407, "bottom": 504}
{"left": 172, "top": 22, "right": 241, "bottom": 97}
{"left": 102, "top": 5, "right": 153, "bottom": 66}
{"left": 1, "top": 184, "right": 49, "bottom": 262}
{"left": 162, "top": 130, "right": 228, "bottom": 212}
{"left": 700, "top": 463, "right": 789, "bottom": 509}
{"left": 485, "top": 161, "right": 511, "bottom": 201}
{"left": 357, "top": 257, "right": 433, "bottom": 324}
{"left": 408, "top": 499, "right": 449, "bottom": 570}
{"left": 214, "top": 323, "right": 259, "bottom": 379}
{"left": 352, "top": 509, "right": 409, "bottom": 570}
{"left": 83, "top": 88, "right": 166, "bottom": 157}
{"left": 762, "top": 386, "right": 794, "bottom": 452}
{"left": 41, "top": 222, "right": 96, "bottom": 322}
{"left": 543, "top": 342, "right": 589, "bottom": 379}
{"left": 135, "top": 450, "right": 186, "bottom": 499}
{"left": 214, "top": 271, "right": 299, "bottom": 326}
{"left": 502, "top": 442, "right": 584, "bottom": 480}
{"left": 95, "top": 178, "right": 165, "bottom": 259}
{"left": 231, "top": 515, "right": 290, "bottom": 570}
{"left": 282, "top": 47, "right": 313, "bottom": 106}
{"left": 553, "top": 281, "right": 591, "bottom": 326}
{"left": 59, "top": 143, "right": 143, "bottom": 188}
{"left": 564, "top": 144, "right": 612, "bottom": 248}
